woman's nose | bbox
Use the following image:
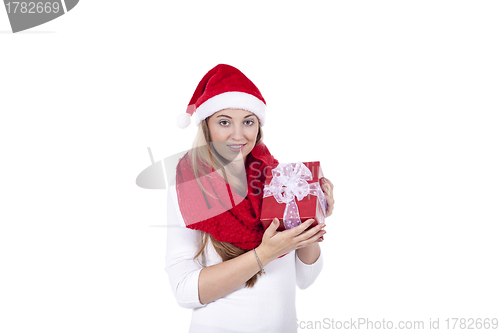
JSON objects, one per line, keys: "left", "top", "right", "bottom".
{"left": 231, "top": 124, "right": 244, "bottom": 141}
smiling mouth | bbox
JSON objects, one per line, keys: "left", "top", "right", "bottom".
{"left": 227, "top": 144, "right": 246, "bottom": 152}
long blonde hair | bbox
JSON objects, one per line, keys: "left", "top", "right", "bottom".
{"left": 191, "top": 117, "right": 264, "bottom": 288}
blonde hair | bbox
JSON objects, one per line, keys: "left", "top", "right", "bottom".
{"left": 191, "top": 116, "right": 264, "bottom": 288}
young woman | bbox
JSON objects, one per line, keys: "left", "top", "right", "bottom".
{"left": 165, "top": 64, "right": 334, "bottom": 333}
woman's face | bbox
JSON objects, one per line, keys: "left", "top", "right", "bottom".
{"left": 207, "top": 108, "right": 260, "bottom": 163}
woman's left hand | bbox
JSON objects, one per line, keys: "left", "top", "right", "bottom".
{"left": 320, "top": 177, "right": 335, "bottom": 217}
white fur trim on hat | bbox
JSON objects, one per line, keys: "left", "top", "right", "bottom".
{"left": 195, "top": 91, "right": 266, "bottom": 126}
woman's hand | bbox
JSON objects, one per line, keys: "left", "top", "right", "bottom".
{"left": 320, "top": 177, "right": 335, "bottom": 217}
{"left": 256, "top": 218, "right": 326, "bottom": 264}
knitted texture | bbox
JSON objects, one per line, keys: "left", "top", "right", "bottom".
{"left": 175, "top": 143, "right": 278, "bottom": 250}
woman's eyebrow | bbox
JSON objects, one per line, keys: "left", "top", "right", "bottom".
{"left": 217, "top": 114, "right": 256, "bottom": 119}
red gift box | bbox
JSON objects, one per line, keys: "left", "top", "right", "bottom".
{"left": 260, "top": 161, "right": 326, "bottom": 231}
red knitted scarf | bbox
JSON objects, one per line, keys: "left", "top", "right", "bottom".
{"left": 175, "top": 142, "right": 279, "bottom": 250}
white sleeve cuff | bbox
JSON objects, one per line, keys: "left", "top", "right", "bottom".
{"left": 295, "top": 249, "right": 324, "bottom": 290}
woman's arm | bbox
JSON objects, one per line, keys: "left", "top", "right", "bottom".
{"left": 295, "top": 177, "right": 334, "bottom": 264}
{"left": 198, "top": 218, "right": 325, "bottom": 305}
{"left": 293, "top": 177, "right": 333, "bottom": 288}
{"left": 199, "top": 177, "right": 334, "bottom": 303}
{"left": 296, "top": 242, "right": 322, "bottom": 264}
{"left": 165, "top": 190, "right": 207, "bottom": 309}
{"left": 198, "top": 246, "right": 270, "bottom": 305}
{"left": 295, "top": 244, "right": 324, "bottom": 290}
{"left": 295, "top": 176, "right": 333, "bottom": 264}
{"left": 167, "top": 177, "right": 327, "bottom": 306}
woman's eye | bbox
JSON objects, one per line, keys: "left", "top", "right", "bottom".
{"left": 245, "top": 120, "right": 255, "bottom": 126}
{"left": 219, "top": 120, "right": 230, "bottom": 126}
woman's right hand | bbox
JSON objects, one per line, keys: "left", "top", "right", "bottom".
{"left": 256, "top": 218, "right": 326, "bottom": 264}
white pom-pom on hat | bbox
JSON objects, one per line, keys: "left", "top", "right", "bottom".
{"left": 176, "top": 104, "right": 196, "bottom": 129}
{"left": 176, "top": 112, "right": 192, "bottom": 129}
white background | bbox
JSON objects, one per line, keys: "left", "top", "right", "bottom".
{"left": 1, "top": 1, "right": 499, "bottom": 332}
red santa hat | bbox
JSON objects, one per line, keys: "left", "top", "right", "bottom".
{"left": 177, "top": 64, "right": 267, "bottom": 128}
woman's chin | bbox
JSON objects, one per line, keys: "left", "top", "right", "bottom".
{"left": 214, "top": 148, "right": 238, "bottom": 162}
{"left": 227, "top": 151, "right": 244, "bottom": 162}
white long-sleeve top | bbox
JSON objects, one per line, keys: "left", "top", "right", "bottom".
{"left": 165, "top": 173, "right": 324, "bottom": 333}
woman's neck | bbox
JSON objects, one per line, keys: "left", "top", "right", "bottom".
{"left": 226, "top": 157, "right": 246, "bottom": 178}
